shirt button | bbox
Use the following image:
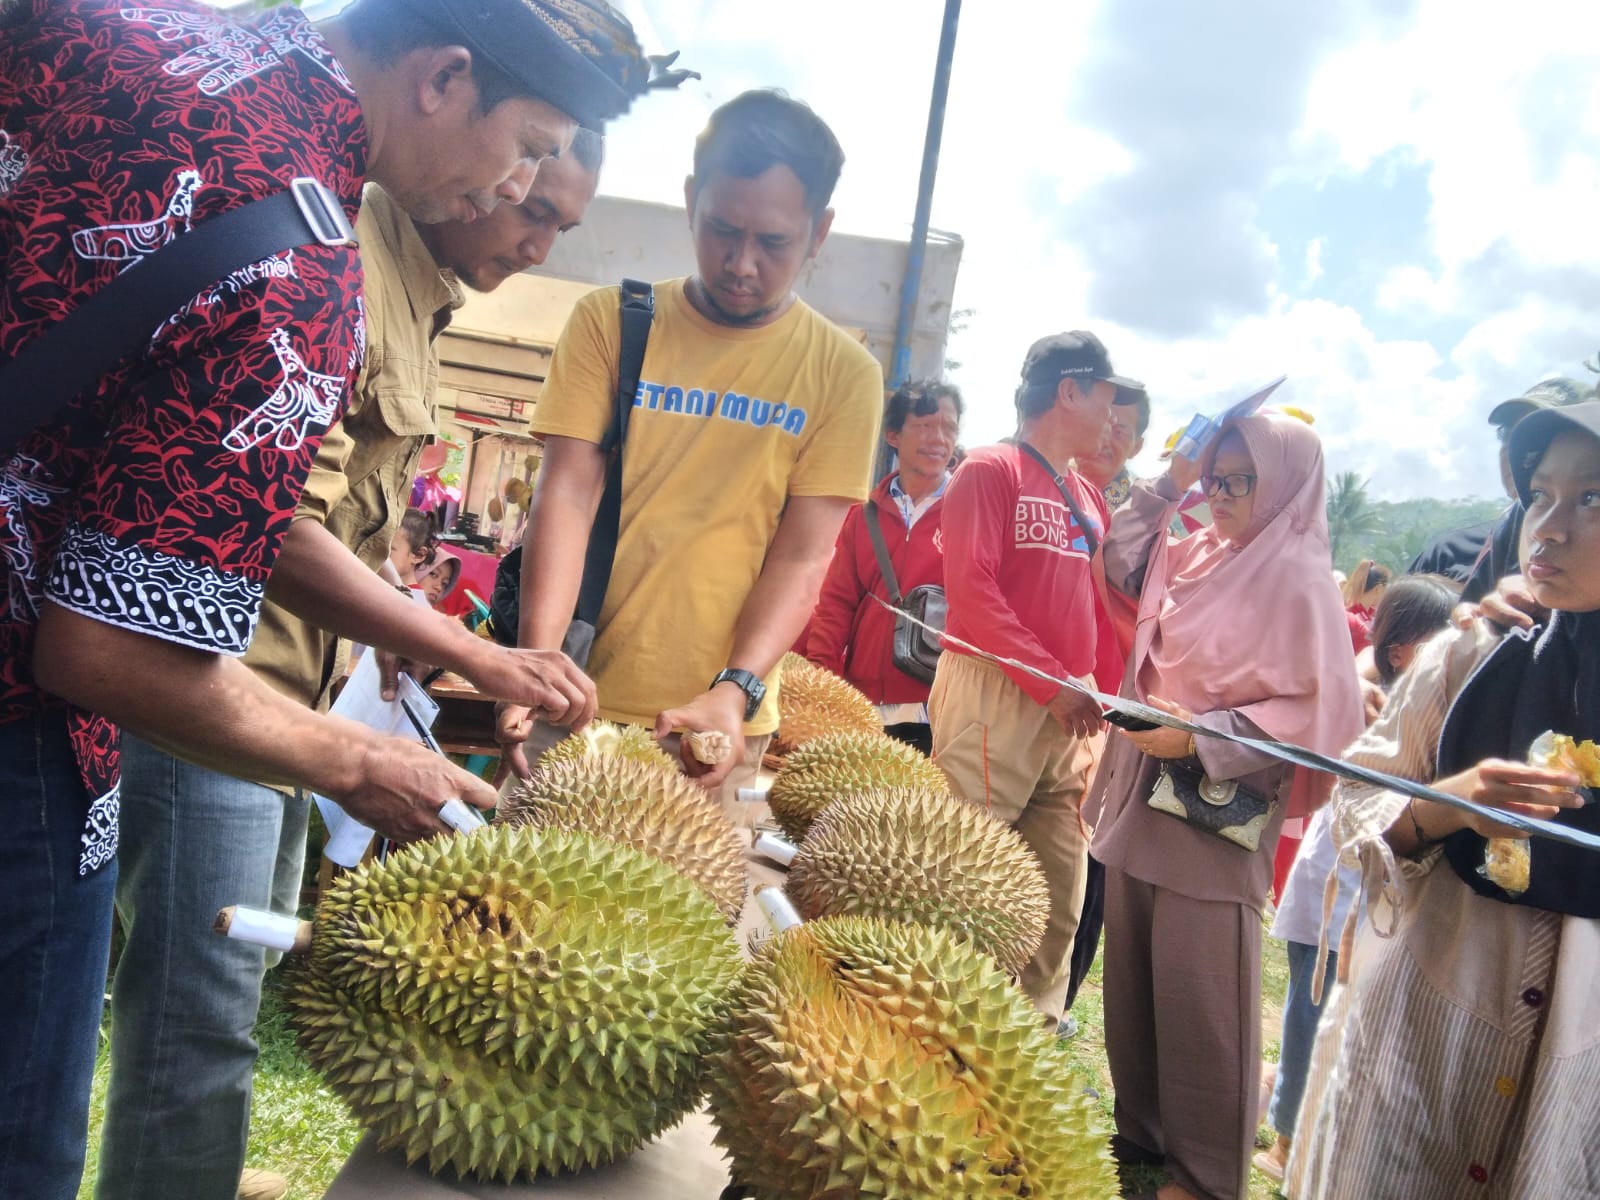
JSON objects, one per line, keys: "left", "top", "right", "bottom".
{"left": 1522, "top": 987, "right": 1545, "bottom": 1008}
{"left": 1468, "top": 1163, "right": 1489, "bottom": 1184}
{"left": 1494, "top": 1075, "right": 1517, "bottom": 1098}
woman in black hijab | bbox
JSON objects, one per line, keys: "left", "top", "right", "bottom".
{"left": 1289, "top": 401, "right": 1600, "bottom": 1200}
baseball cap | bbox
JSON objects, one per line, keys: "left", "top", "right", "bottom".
{"left": 1021, "top": 331, "right": 1144, "bottom": 395}
{"left": 399, "top": 0, "right": 695, "bottom": 131}
{"left": 1487, "top": 378, "right": 1594, "bottom": 435}
{"left": 1508, "top": 398, "right": 1600, "bottom": 505}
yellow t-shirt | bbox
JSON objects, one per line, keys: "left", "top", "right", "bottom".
{"left": 532, "top": 278, "right": 883, "bottom": 733}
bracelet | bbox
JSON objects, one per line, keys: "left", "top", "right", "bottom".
{"left": 1186, "top": 733, "right": 1197, "bottom": 759}
{"left": 1407, "top": 797, "right": 1436, "bottom": 848}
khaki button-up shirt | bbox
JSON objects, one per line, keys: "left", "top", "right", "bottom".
{"left": 244, "top": 184, "right": 462, "bottom": 714}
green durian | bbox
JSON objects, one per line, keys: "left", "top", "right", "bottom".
{"left": 774, "top": 652, "right": 882, "bottom": 756}
{"left": 538, "top": 718, "right": 676, "bottom": 772}
{"left": 767, "top": 730, "right": 948, "bottom": 841}
{"left": 290, "top": 825, "right": 744, "bottom": 1182}
{"left": 708, "top": 916, "right": 1116, "bottom": 1199}
{"left": 499, "top": 752, "right": 747, "bottom": 923}
{"left": 785, "top": 787, "right": 1049, "bottom": 976}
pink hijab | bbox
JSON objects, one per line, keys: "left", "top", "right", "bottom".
{"left": 1130, "top": 411, "right": 1364, "bottom": 816}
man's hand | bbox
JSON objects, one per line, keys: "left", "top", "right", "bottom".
{"left": 1047, "top": 683, "right": 1104, "bottom": 740}
{"left": 339, "top": 737, "right": 498, "bottom": 842}
{"left": 655, "top": 683, "right": 746, "bottom": 789}
{"left": 494, "top": 701, "right": 535, "bottom": 786}
{"left": 375, "top": 647, "right": 430, "bottom": 702}
{"left": 463, "top": 641, "right": 597, "bottom": 729}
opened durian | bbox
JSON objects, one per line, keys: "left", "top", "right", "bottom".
{"left": 767, "top": 730, "right": 948, "bottom": 841}
{"left": 538, "top": 718, "right": 676, "bottom": 773}
{"left": 499, "top": 753, "right": 747, "bottom": 923}
{"left": 774, "top": 652, "right": 881, "bottom": 755}
{"left": 786, "top": 787, "right": 1049, "bottom": 976}
{"left": 290, "top": 824, "right": 743, "bottom": 1182}
{"left": 708, "top": 915, "right": 1116, "bottom": 1199}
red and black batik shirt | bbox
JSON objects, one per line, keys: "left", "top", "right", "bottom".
{"left": 0, "top": 0, "right": 369, "bottom": 873}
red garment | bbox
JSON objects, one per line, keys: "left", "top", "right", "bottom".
{"left": 0, "top": 0, "right": 368, "bottom": 865}
{"left": 1346, "top": 604, "right": 1374, "bottom": 652}
{"left": 940, "top": 444, "right": 1120, "bottom": 704}
{"left": 802, "top": 473, "right": 946, "bottom": 704}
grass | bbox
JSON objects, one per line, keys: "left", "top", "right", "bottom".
{"left": 78, "top": 922, "right": 1294, "bottom": 1200}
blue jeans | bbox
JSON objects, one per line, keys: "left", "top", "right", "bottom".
{"left": 0, "top": 711, "right": 117, "bottom": 1200}
{"left": 1268, "top": 938, "right": 1338, "bottom": 1139}
{"left": 97, "top": 734, "right": 309, "bottom": 1200}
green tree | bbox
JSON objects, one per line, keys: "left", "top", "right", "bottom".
{"left": 1326, "top": 471, "right": 1383, "bottom": 566}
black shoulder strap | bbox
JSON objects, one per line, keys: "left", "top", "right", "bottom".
{"left": 576, "top": 279, "right": 654, "bottom": 625}
{"left": 0, "top": 178, "right": 356, "bottom": 458}
{"left": 1017, "top": 440, "right": 1101, "bottom": 559}
{"left": 862, "top": 502, "right": 903, "bottom": 605}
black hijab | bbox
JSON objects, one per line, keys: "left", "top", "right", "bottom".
{"left": 1435, "top": 401, "right": 1600, "bottom": 915}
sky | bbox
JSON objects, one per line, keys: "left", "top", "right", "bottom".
{"left": 585, "top": 0, "right": 1600, "bottom": 501}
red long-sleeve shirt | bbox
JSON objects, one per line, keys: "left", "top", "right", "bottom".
{"left": 802, "top": 472, "right": 947, "bottom": 704}
{"left": 940, "top": 443, "right": 1120, "bottom": 704}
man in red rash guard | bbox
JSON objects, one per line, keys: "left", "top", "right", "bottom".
{"left": 930, "top": 331, "right": 1139, "bottom": 1025}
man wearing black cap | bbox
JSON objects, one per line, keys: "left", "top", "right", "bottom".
{"left": 1422, "top": 378, "right": 1594, "bottom": 602}
{"left": 928, "top": 331, "right": 1138, "bottom": 1024}
{"left": 0, "top": 1, "right": 670, "bottom": 1195}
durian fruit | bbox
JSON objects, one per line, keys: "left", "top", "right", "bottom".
{"left": 767, "top": 730, "right": 948, "bottom": 842}
{"left": 785, "top": 787, "right": 1049, "bottom": 976}
{"left": 290, "top": 824, "right": 744, "bottom": 1182}
{"left": 707, "top": 915, "right": 1116, "bottom": 1199}
{"left": 774, "top": 652, "right": 881, "bottom": 755}
{"left": 499, "top": 753, "right": 747, "bottom": 923}
{"left": 538, "top": 718, "right": 675, "bottom": 773}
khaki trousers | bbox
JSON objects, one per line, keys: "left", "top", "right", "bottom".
{"left": 505, "top": 720, "right": 771, "bottom": 826}
{"left": 928, "top": 652, "right": 1093, "bottom": 1016}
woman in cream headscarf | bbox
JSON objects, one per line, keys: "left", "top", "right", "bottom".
{"left": 1087, "top": 410, "right": 1364, "bottom": 1200}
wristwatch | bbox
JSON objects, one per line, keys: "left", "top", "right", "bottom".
{"left": 711, "top": 668, "right": 767, "bottom": 722}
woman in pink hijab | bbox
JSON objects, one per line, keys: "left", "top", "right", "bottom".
{"left": 1086, "top": 410, "right": 1363, "bottom": 1200}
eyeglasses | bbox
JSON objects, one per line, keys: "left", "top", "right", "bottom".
{"left": 1201, "top": 472, "right": 1256, "bottom": 500}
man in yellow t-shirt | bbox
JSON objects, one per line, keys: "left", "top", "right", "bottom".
{"left": 498, "top": 89, "right": 884, "bottom": 803}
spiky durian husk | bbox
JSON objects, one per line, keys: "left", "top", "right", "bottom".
{"left": 538, "top": 719, "right": 676, "bottom": 773}
{"left": 767, "top": 730, "right": 948, "bottom": 842}
{"left": 498, "top": 752, "right": 747, "bottom": 923}
{"left": 785, "top": 788, "right": 1049, "bottom": 976}
{"left": 774, "top": 652, "right": 881, "bottom": 755}
{"left": 707, "top": 916, "right": 1116, "bottom": 1199}
{"left": 289, "top": 825, "right": 744, "bottom": 1182}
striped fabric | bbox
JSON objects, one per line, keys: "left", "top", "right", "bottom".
{"left": 1289, "top": 622, "right": 1600, "bottom": 1198}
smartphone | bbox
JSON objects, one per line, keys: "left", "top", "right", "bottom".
{"left": 1102, "top": 708, "right": 1160, "bottom": 733}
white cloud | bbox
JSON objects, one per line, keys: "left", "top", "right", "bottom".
{"left": 541, "top": 0, "right": 1600, "bottom": 502}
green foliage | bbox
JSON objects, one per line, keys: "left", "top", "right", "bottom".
{"left": 1332, "top": 494, "right": 1506, "bottom": 574}
{"left": 1325, "top": 471, "right": 1384, "bottom": 566}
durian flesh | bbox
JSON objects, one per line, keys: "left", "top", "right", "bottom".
{"left": 290, "top": 824, "right": 744, "bottom": 1182}
{"left": 767, "top": 730, "right": 949, "bottom": 842}
{"left": 538, "top": 718, "right": 676, "bottom": 772}
{"left": 775, "top": 652, "right": 882, "bottom": 755}
{"left": 786, "top": 787, "right": 1049, "bottom": 977}
{"left": 708, "top": 915, "right": 1117, "bottom": 1198}
{"left": 499, "top": 752, "right": 748, "bottom": 922}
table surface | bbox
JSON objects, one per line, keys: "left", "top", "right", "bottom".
{"left": 323, "top": 826, "right": 787, "bottom": 1199}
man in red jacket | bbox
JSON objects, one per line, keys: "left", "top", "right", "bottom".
{"left": 930, "top": 331, "right": 1138, "bottom": 1023}
{"left": 802, "top": 380, "right": 963, "bottom": 753}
